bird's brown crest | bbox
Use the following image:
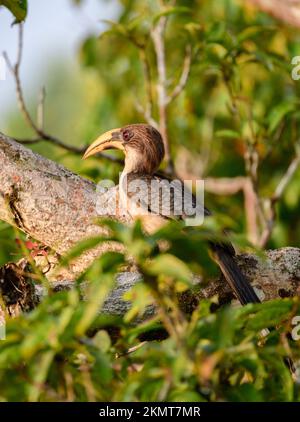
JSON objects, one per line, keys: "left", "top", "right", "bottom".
{"left": 83, "top": 123, "right": 165, "bottom": 174}
{"left": 122, "top": 124, "right": 165, "bottom": 174}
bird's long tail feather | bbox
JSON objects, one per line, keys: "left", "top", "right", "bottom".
{"left": 212, "top": 245, "right": 260, "bottom": 305}
{"left": 211, "top": 244, "right": 298, "bottom": 374}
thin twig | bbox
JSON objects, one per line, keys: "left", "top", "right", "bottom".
{"left": 13, "top": 136, "right": 87, "bottom": 154}
{"left": 273, "top": 149, "right": 300, "bottom": 202}
{"left": 3, "top": 25, "right": 121, "bottom": 165}
{"left": 134, "top": 99, "right": 159, "bottom": 129}
{"left": 166, "top": 44, "right": 192, "bottom": 105}
{"left": 12, "top": 136, "right": 124, "bottom": 164}
{"left": 259, "top": 145, "right": 300, "bottom": 247}
{"left": 2, "top": 51, "right": 14, "bottom": 73}
{"left": 223, "top": 75, "right": 261, "bottom": 244}
{"left": 116, "top": 341, "right": 147, "bottom": 358}
{"left": 151, "top": 14, "right": 172, "bottom": 168}
{"left": 15, "top": 23, "right": 23, "bottom": 72}
{"left": 125, "top": 33, "right": 157, "bottom": 127}
{"left": 37, "top": 86, "right": 46, "bottom": 131}
{"left": 139, "top": 48, "right": 154, "bottom": 119}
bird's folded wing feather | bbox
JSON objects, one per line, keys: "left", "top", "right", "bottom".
{"left": 125, "top": 174, "right": 210, "bottom": 220}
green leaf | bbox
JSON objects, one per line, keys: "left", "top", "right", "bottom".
{"left": 237, "top": 25, "right": 276, "bottom": 43}
{"left": 147, "top": 254, "right": 192, "bottom": 283}
{"left": 101, "top": 20, "right": 129, "bottom": 37}
{"left": 91, "top": 349, "right": 113, "bottom": 384}
{"left": 168, "top": 389, "right": 205, "bottom": 402}
{"left": 75, "top": 273, "right": 115, "bottom": 336}
{"left": 237, "top": 299, "right": 293, "bottom": 331}
{"left": 216, "top": 129, "right": 240, "bottom": 139}
{"left": 184, "top": 22, "right": 203, "bottom": 38}
{"left": 0, "top": 0, "right": 27, "bottom": 22}
{"left": 153, "top": 6, "right": 191, "bottom": 24}
{"left": 214, "top": 307, "right": 235, "bottom": 348}
{"left": 267, "top": 101, "right": 296, "bottom": 133}
{"left": 226, "top": 383, "right": 263, "bottom": 402}
{"left": 206, "top": 22, "right": 227, "bottom": 43}
{"left": 93, "top": 330, "right": 111, "bottom": 353}
{"left": 98, "top": 251, "right": 124, "bottom": 273}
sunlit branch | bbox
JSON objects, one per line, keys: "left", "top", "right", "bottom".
{"left": 166, "top": 45, "right": 192, "bottom": 105}
{"left": 259, "top": 144, "right": 300, "bottom": 247}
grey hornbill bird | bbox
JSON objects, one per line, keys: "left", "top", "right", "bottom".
{"left": 83, "top": 123, "right": 260, "bottom": 306}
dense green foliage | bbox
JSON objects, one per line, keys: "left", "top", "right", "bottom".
{"left": 1, "top": 0, "right": 300, "bottom": 402}
{"left": 1, "top": 220, "right": 300, "bottom": 401}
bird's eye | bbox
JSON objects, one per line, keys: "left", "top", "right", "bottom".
{"left": 122, "top": 130, "right": 132, "bottom": 141}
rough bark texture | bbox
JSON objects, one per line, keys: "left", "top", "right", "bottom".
{"left": 0, "top": 132, "right": 129, "bottom": 280}
{"left": 1, "top": 248, "right": 300, "bottom": 318}
{"left": 104, "top": 247, "right": 300, "bottom": 315}
{"left": 0, "top": 259, "right": 39, "bottom": 317}
{"left": 0, "top": 133, "right": 300, "bottom": 318}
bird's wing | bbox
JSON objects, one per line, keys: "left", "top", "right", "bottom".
{"left": 125, "top": 173, "right": 259, "bottom": 304}
{"left": 125, "top": 173, "right": 209, "bottom": 221}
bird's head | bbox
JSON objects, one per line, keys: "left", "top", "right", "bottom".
{"left": 83, "top": 124, "right": 165, "bottom": 174}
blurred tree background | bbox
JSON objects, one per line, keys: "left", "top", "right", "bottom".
{"left": 1, "top": 0, "right": 300, "bottom": 402}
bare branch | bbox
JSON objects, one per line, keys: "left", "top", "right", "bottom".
{"left": 247, "top": 0, "right": 300, "bottom": 28}
{"left": 177, "top": 163, "right": 261, "bottom": 246}
{"left": 126, "top": 34, "right": 158, "bottom": 129}
{"left": 204, "top": 176, "right": 246, "bottom": 195}
{"left": 15, "top": 23, "right": 23, "bottom": 72}
{"left": 134, "top": 99, "right": 159, "bottom": 129}
{"left": 222, "top": 73, "right": 264, "bottom": 245}
{"left": 12, "top": 136, "right": 124, "bottom": 164}
{"left": 151, "top": 15, "right": 172, "bottom": 167}
{"left": 3, "top": 25, "right": 122, "bottom": 166}
{"left": 2, "top": 51, "right": 14, "bottom": 73}
{"left": 37, "top": 86, "right": 46, "bottom": 131}
{"left": 139, "top": 48, "right": 154, "bottom": 119}
{"left": 201, "top": 175, "right": 260, "bottom": 245}
{"left": 14, "top": 136, "right": 87, "bottom": 154}
{"left": 273, "top": 147, "right": 300, "bottom": 202}
{"left": 166, "top": 45, "right": 192, "bottom": 105}
{"left": 259, "top": 145, "right": 300, "bottom": 247}
{"left": 258, "top": 202, "right": 275, "bottom": 249}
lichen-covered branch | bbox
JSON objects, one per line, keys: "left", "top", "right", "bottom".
{"left": 1, "top": 133, "right": 300, "bottom": 318}
{"left": 0, "top": 132, "right": 129, "bottom": 280}
{"left": 1, "top": 248, "right": 300, "bottom": 319}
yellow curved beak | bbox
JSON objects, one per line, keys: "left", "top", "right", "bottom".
{"left": 83, "top": 128, "right": 124, "bottom": 159}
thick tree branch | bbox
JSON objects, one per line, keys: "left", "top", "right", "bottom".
{"left": 1, "top": 248, "right": 300, "bottom": 319}
{"left": 1, "top": 133, "right": 300, "bottom": 318}
{"left": 0, "top": 132, "right": 130, "bottom": 280}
